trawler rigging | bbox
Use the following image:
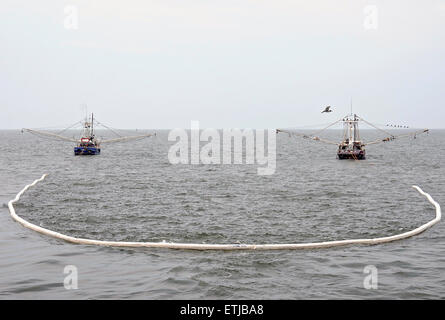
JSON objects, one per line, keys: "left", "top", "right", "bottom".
{"left": 337, "top": 114, "right": 365, "bottom": 160}
{"left": 22, "top": 113, "right": 155, "bottom": 155}
{"left": 277, "top": 113, "right": 429, "bottom": 160}
{"left": 73, "top": 113, "right": 100, "bottom": 155}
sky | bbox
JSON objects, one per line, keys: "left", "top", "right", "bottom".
{"left": 1, "top": 0, "right": 445, "bottom": 129}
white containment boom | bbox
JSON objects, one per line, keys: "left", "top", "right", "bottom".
{"left": 8, "top": 174, "right": 441, "bottom": 250}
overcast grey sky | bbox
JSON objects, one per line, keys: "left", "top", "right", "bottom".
{"left": 1, "top": 0, "right": 445, "bottom": 129}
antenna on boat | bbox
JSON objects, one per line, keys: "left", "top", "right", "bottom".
{"left": 80, "top": 103, "right": 88, "bottom": 124}
{"left": 350, "top": 98, "right": 353, "bottom": 115}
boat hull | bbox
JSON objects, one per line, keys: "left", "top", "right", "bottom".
{"left": 74, "top": 147, "right": 101, "bottom": 155}
{"left": 337, "top": 151, "right": 366, "bottom": 160}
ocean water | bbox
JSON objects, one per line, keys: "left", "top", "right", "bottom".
{"left": 0, "top": 129, "right": 444, "bottom": 299}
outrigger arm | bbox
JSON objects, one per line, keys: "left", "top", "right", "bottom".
{"left": 364, "top": 128, "right": 429, "bottom": 146}
{"left": 100, "top": 133, "right": 155, "bottom": 144}
{"left": 22, "top": 128, "right": 78, "bottom": 143}
{"left": 277, "top": 117, "right": 343, "bottom": 146}
{"left": 277, "top": 115, "right": 429, "bottom": 147}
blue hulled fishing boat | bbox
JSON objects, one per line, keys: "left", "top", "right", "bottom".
{"left": 74, "top": 113, "right": 101, "bottom": 155}
{"left": 22, "top": 111, "right": 155, "bottom": 155}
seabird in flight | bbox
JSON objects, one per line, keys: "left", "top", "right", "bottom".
{"left": 321, "top": 106, "right": 333, "bottom": 113}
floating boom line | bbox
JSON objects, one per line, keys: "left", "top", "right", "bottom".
{"left": 7, "top": 174, "right": 441, "bottom": 250}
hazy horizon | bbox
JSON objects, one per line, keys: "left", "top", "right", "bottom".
{"left": 1, "top": 1, "right": 444, "bottom": 129}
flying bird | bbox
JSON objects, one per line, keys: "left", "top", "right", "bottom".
{"left": 321, "top": 106, "right": 333, "bottom": 113}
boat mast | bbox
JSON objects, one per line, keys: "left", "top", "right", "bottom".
{"left": 353, "top": 114, "right": 357, "bottom": 142}
{"left": 342, "top": 114, "right": 360, "bottom": 147}
{"left": 81, "top": 112, "right": 93, "bottom": 140}
{"left": 349, "top": 117, "right": 353, "bottom": 147}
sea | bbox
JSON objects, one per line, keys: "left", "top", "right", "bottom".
{"left": 0, "top": 129, "right": 444, "bottom": 299}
